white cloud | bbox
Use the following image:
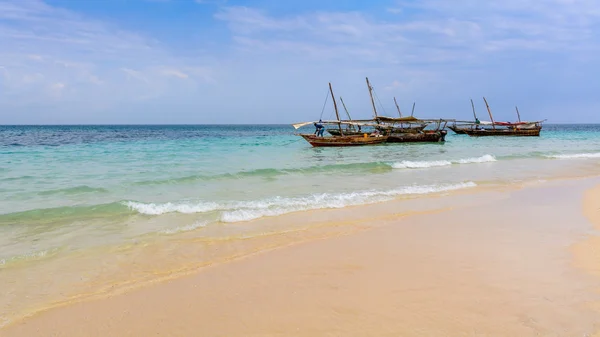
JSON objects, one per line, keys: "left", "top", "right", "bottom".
{"left": 0, "top": 0, "right": 214, "bottom": 123}
{"left": 216, "top": 2, "right": 600, "bottom": 64}
{"left": 1, "top": 0, "right": 600, "bottom": 123}
{"left": 212, "top": 2, "right": 600, "bottom": 122}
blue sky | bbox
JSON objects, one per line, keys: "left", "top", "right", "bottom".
{"left": 1, "top": 0, "right": 599, "bottom": 124}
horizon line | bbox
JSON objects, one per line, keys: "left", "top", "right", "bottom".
{"left": 0, "top": 122, "right": 598, "bottom": 126}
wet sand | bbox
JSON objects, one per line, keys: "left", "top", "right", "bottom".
{"left": 4, "top": 178, "right": 600, "bottom": 336}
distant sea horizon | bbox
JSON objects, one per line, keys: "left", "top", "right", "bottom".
{"left": 1, "top": 122, "right": 599, "bottom": 126}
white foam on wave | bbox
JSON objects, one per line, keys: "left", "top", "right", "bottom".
{"left": 392, "top": 160, "right": 452, "bottom": 169}
{"left": 160, "top": 221, "right": 208, "bottom": 235}
{"left": 220, "top": 181, "right": 476, "bottom": 222}
{"left": 125, "top": 182, "right": 477, "bottom": 223}
{"left": 455, "top": 154, "right": 497, "bottom": 164}
{"left": 547, "top": 152, "right": 600, "bottom": 159}
{"left": 125, "top": 201, "right": 221, "bottom": 215}
{"left": 392, "top": 154, "right": 496, "bottom": 169}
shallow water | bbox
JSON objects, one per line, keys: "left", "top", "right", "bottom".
{"left": 2, "top": 124, "right": 600, "bottom": 264}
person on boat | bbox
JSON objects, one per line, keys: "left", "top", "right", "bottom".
{"left": 314, "top": 120, "right": 324, "bottom": 137}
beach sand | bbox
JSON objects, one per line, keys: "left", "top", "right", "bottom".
{"left": 4, "top": 178, "right": 600, "bottom": 336}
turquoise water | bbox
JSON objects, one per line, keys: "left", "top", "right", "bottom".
{"left": 2, "top": 124, "right": 600, "bottom": 266}
{"left": 2, "top": 123, "right": 600, "bottom": 326}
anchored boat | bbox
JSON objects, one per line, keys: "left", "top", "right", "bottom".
{"left": 295, "top": 83, "right": 388, "bottom": 147}
{"left": 462, "top": 98, "right": 544, "bottom": 137}
{"left": 365, "top": 77, "right": 445, "bottom": 143}
{"left": 299, "top": 133, "right": 387, "bottom": 147}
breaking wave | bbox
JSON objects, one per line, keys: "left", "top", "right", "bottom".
{"left": 392, "top": 155, "right": 497, "bottom": 169}
{"left": 546, "top": 152, "right": 600, "bottom": 159}
{"left": 125, "top": 181, "right": 477, "bottom": 222}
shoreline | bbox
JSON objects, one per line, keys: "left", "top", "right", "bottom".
{"left": 0, "top": 183, "right": 499, "bottom": 329}
{"left": 1, "top": 170, "right": 566, "bottom": 328}
{"left": 3, "top": 176, "right": 600, "bottom": 336}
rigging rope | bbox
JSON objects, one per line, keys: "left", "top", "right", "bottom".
{"left": 373, "top": 89, "right": 388, "bottom": 116}
{"left": 319, "top": 89, "right": 329, "bottom": 120}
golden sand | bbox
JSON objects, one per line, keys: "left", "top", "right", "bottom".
{"left": 3, "top": 179, "right": 600, "bottom": 336}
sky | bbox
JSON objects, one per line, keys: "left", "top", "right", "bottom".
{"left": 1, "top": 0, "right": 599, "bottom": 124}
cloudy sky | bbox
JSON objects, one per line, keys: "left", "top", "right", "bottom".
{"left": 1, "top": 0, "right": 599, "bottom": 124}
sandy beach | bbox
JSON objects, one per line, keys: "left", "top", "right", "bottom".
{"left": 3, "top": 178, "right": 600, "bottom": 336}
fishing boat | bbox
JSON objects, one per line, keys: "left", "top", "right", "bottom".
{"left": 364, "top": 77, "right": 430, "bottom": 134}
{"left": 380, "top": 117, "right": 448, "bottom": 143}
{"left": 295, "top": 83, "right": 388, "bottom": 147}
{"left": 365, "top": 77, "right": 446, "bottom": 143}
{"left": 299, "top": 133, "right": 387, "bottom": 147}
{"left": 462, "top": 98, "right": 544, "bottom": 137}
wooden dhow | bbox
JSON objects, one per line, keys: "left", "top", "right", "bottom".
{"left": 365, "top": 77, "right": 446, "bottom": 143}
{"left": 365, "top": 77, "right": 429, "bottom": 135}
{"left": 295, "top": 83, "right": 388, "bottom": 147}
{"left": 462, "top": 98, "right": 544, "bottom": 137}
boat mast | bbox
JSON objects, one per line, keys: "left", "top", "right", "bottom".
{"left": 340, "top": 96, "right": 352, "bottom": 120}
{"left": 394, "top": 97, "right": 402, "bottom": 117}
{"left": 470, "top": 98, "right": 477, "bottom": 120}
{"left": 483, "top": 97, "right": 496, "bottom": 130}
{"left": 515, "top": 106, "right": 521, "bottom": 122}
{"left": 329, "top": 82, "right": 343, "bottom": 136}
{"left": 411, "top": 102, "right": 415, "bottom": 117}
{"left": 366, "top": 77, "right": 378, "bottom": 119}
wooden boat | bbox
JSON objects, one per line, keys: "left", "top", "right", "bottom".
{"left": 300, "top": 134, "right": 388, "bottom": 147}
{"left": 462, "top": 98, "right": 544, "bottom": 137}
{"left": 376, "top": 124, "right": 426, "bottom": 134}
{"left": 464, "top": 128, "right": 540, "bottom": 137}
{"left": 327, "top": 129, "right": 365, "bottom": 136}
{"left": 364, "top": 78, "right": 441, "bottom": 141}
{"left": 297, "top": 83, "right": 388, "bottom": 147}
{"left": 386, "top": 130, "right": 447, "bottom": 143}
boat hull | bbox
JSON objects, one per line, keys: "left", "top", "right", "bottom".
{"left": 326, "top": 129, "right": 365, "bottom": 136}
{"left": 448, "top": 126, "right": 468, "bottom": 135}
{"left": 386, "top": 130, "right": 447, "bottom": 143}
{"left": 464, "top": 128, "right": 541, "bottom": 137}
{"left": 299, "top": 134, "right": 388, "bottom": 147}
{"left": 376, "top": 125, "right": 426, "bottom": 134}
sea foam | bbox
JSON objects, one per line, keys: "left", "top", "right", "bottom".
{"left": 547, "top": 152, "right": 600, "bottom": 159}
{"left": 124, "top": 201, "right": 221, "bottom": 215}
{"left": 125, "top": 181, "right": 477, "bottom": 222}
{"left": 392, "top": 154, "right": 496, "bottom": 169}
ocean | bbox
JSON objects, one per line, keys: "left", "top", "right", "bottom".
{"left": 2, "top": 123, "right": 600, "bottom": 325}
